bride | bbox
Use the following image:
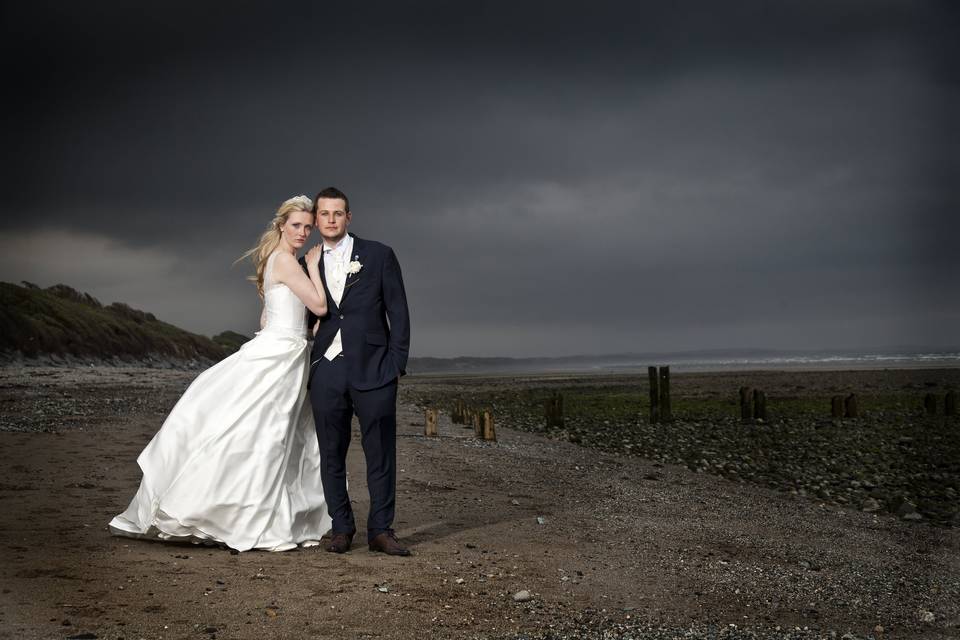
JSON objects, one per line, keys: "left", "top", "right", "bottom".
{"left": 109, "top": 195, "right": 332, "bottom": 552}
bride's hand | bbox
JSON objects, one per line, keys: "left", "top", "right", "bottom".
{"left": 305, "top": 245, "right": 323, "bottom": 270}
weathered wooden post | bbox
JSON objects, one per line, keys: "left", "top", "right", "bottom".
{"left": 945, "top": 391, "right": 957, "bottom": 417}
{"left": 472, "top": 410, "right": 483, "bottom": 438}
{"left": 739, "top": 387, "right": 754, "bottom": 422}
{"left": 753, "top": 389, "right": 767, "bottom": 421}
{"left": 844, "top": 394, "right": 859, "bottom": 419}
{"left": 545, "top": 392, "right": 564, "bottom": 429}
{"left": 659, "top": 366, "right": 672, "bottom": 422}
{"left": 831, "top": 395, "right": 844, "bottom": 419}
{"left": 482, "top": 410, "right": 496, "bottom": 441}
{"left": 648, "top": 366, "right": 660, "bottom": 424}
{"left": 924, "top": 393, "right": 938, "bottom": 416}
{"left": 425, "top": 408, "right": 438, "bottom": 437}
{"left": 451, "top": 400, "right": 462, "bottom": 424}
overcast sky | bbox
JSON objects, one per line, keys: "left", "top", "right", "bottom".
{"left": 1, "top": 1, "right": 957, "bottom": 357}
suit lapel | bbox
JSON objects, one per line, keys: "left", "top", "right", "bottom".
{"left": 317, "top": 247, "right": 338, "bottom": 314}
{"left": 338, "top": 234, "right": 364, "bottom": 308}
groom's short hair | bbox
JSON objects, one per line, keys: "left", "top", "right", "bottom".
{"left": 314, "top": 187, "right": 350, "bottom": 213}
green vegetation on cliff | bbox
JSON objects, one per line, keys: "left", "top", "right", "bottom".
{"left": 0, "top": 281, "right": 248, "bottom": 362}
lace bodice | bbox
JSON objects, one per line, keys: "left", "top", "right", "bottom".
{"left": 262, "top": 252, "right": 308, "bottom": 336}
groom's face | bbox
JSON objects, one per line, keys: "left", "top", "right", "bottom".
{"left": 316, "top": 197, "right": 351, "bottom": 244}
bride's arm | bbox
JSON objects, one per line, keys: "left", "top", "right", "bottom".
{"left": 307, "top": 257, "right": 325, "bottom": 336}
{"left": 272, "top": 250, "right": 328, "bottom": 317}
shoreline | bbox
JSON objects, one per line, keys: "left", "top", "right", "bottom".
{"left": 405, "top": 362, "right": 960, "bottom": 379}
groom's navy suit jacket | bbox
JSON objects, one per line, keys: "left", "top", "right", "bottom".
{"left": 303, "top": 234, "right": 410, "bottom": 391}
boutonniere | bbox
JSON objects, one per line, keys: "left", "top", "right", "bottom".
{"left": 346, "top": 260, "right": 362, "bottom": 275}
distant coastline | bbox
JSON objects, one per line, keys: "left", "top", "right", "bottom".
{"left": 406, "top": 348, "right": 960, "bottom": 375}
{"left": 3, "top": 280, "right": 956, "bottom": 375}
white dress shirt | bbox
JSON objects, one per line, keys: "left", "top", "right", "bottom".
{"left": 322, "top": 234, "right": 354, "bottom": 360}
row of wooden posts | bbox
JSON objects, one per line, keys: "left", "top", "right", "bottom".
{"left": 923, "top": 391, "right": 957, "bottom": 417}
{"left": 658, "top": 369, "right": 956, "bottom": 422}
{"left": 423, "top": 380, "right": 957, "bottom": 438}
{"left": 826, "top": 391, "right": 958, "bottom": 419}
{"left": 423, "top": 399, "right": 497, "bottom": 441}
{"left": 830, "top": 394, "right": 859, "bottom": 419}
{"left": 739, "top": 387, "right": 769, "bottom": 421}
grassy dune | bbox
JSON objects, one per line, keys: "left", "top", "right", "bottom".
{"left": 0, "top": 281, "right": 245, "bottom": 363}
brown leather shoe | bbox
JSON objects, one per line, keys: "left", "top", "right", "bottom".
{"left": 368, "top": 531, "right": 410, "bottom": 556}
{"left": 324, "top": 531, "right": 354, "bottom": 554}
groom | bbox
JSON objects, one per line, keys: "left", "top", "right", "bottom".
{"left": 305, "top": 186, "right": 411, "bottom": 556}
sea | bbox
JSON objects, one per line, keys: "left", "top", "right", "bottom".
{"left": 596, "top": 349, "right": 960, "bottom": 373}
{"left": 409, "top": 348, "right": 960, "bottom": 375}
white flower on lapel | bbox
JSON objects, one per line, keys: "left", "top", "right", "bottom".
{"left": 346, "top": 260, "right": 363, "bottom": 275}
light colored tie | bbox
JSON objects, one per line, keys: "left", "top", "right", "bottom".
{"left": 323, "top": 247, "right": 345, "bottom": 360}
{"left": 327, "top": 249, "right": 346, "bottom": 305}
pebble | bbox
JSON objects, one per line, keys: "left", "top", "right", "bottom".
{"left": 513, "top": 590, "right": 533, "bottom": 602}
{"left": 895, "top": 501, "right": 918, "bottom": 517}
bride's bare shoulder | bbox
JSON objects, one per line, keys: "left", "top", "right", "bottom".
{"left": 270, "top": 251, "right": 300, "bottom": 279}
{"left": 272, "top": 251, "right": 298, "bottom": 267}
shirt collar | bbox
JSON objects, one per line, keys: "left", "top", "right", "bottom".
{"left": 323, "top": 233, "right": 352, "bottom": 257}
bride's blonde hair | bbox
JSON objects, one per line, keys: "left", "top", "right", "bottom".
{"left": 237, "top": 195, "right": 314, "bottom": 297}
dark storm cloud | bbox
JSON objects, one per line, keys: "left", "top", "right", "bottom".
{"left": 1, "top": 1, "right": 956, "bottom": 354}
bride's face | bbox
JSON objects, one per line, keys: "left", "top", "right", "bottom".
{"left": 281, "top": 210, "right": 314, "bottom": 250}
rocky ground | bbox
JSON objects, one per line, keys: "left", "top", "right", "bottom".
{"left": 0, "top": 366, "right": 958, "bottom": 640}
{"left": 401, "top": 368, "right": 960, "bottom": 527}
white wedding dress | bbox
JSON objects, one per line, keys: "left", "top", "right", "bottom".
{"left": 109, "top": 252, "right": 331, "bottom": 551}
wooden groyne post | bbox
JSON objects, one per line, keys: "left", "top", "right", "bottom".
{"left": 452, "top": 399, "right": 466, "bottom": 425}
{"left": 648, "top": 366, "right": 671, "bottom": 423}
{"left": 425, "top": 408, "right": 438, "bottom": 437}
{"left": 740, "top": 387, "right": 754, "bottom": 422}
{"left": 753, "top": 389, "right": 767, "bottom": 421}
{"left": 739, "top": 387, "right": 770, "bottom": 423}
{"left": 545, "top": 392, "right": 564, "bottom": 429}
{"left": 481, "top": 410, "right": 496, "bottom": 441}
{"left": 648, "top": 367, "right": 660, "bottom": 424}
{"left": 924, "top": 393, "right": 938, "bottom": 416}
{"left": 831, "top": 395, "right": 845, "bottom": 419}
{"left": 472, "top": 410, "right": 483, "bottom": 438}
{"left": 659, "top": 366, "right": 672, "bottom": 422}
{"left": 844, "top": 394, "right": 859, "bottom": 419}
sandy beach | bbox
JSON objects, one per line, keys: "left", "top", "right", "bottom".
{"left": 1, "top": 366, "right": 958, "bottom": 640}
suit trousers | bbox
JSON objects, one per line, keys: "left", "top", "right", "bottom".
{"left": 309, "top": 355, "right": 397, "bottom": 541}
